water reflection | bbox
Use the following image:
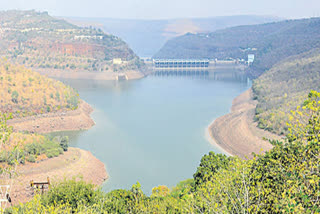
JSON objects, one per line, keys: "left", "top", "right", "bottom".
{"left": 152, "top": 69, "right": 248, "bottom": 82}
{"left": 57, "top": 78, "right": 136, "bottom": 93}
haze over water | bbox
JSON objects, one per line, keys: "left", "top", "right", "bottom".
{"left": 56, "top": 72, "right": 250, "bottom": 194}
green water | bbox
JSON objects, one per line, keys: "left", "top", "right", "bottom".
{"left": 55, "top": 72, "right": 250, "bottom": 194}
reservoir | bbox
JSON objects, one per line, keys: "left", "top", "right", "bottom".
{"left": 56, "top": 71, "right": 250, "bottom": 194}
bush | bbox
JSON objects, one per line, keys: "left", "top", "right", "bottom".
{"left": 41, "top": 179, "right": 104, "bottom": 212}
{"left": 24, "top": 142, "right": 41, "bottom": 155}
{"left": 45, "top": 149, "right": 60, "bottom": 158}
{"left": 27, "top": 154, "right": 36, "bottom": 163}
{"left": 60, "top": 136, "right": 69, "bottom": 151}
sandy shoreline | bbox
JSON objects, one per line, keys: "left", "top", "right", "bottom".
{"left": 205, "top": 128, "right": 233, "bottom": 157}
{"left": 6, "top": 147, "right": 108, "bottom": 205}
{"left": 4, "top": 100, "right": 109, "bottom": 206}
{"left": 7, "top": 100, "right": 95, "bottom": 134}
{"left": 207, "top": 89, "right": 281, "bottom": 159}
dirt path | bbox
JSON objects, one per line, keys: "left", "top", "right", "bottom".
{"left": 7, "top": 100, "right": 95, "bottom": 134}
{"left": 5, "top": 148, "right": 108, "bottom": 205}
{"left": 208, "top": 89, "right": 282, "bottom": 159}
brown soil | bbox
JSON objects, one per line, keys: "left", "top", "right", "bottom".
{"left": 7, "top": 100, "right": 95, "bottom": 134}
{"left": 36, "top": 69, "right": 145, "bottom": 81}
{"left": 6, "top": 147, "right": 108, "bottom": 205}
{"left": 208, "top": 89, "right": 282, "bottom": 159}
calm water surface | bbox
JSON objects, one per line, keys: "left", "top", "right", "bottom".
{"left": 55, "top": 72, "right": 250, "bottom": 194}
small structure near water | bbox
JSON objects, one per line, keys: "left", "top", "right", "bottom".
{"left": 30, "top": 177, "right": 50, "bottom": 194}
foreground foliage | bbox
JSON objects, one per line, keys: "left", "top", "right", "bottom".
{"left": 5, "top": 91, "right": 320, "bottom": 213}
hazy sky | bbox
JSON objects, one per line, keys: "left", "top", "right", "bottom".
{"left": 1, "top": 0, "right": 320, "bottom": 19}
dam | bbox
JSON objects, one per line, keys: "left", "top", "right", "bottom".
{"left": 151, "top": 59, "right": 247, "bottom": 73}
{"left": 150, "top": 59, "right": 248, "bottom": 77}
{"left": 153, "top": 59, "right": 210, "bottom": 68}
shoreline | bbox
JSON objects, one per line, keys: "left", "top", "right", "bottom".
{"left": 205, "top": 128, "right": 233, "bottom": 157}
{"left": 5, "top": 101, "right": 109, "bottom": 206}
{"left": 7, "top": 100, "right": 95, "bottom": 134}
{"left": 207, "top": 89, "right": 280, "bottom": 159}
{"left": 8, "top": 147, "right": 108, "bottom": 205}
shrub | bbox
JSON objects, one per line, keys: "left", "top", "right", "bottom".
{"left": 27, "top": 154, "right": 36, "bottom": 163}
{"left": 60, "top": 136, "right": 69, "bottom": 151}
{"left": 41, "top": 179, "right": 104, "bottom": 212}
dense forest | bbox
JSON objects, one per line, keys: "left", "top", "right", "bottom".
{"left": 253, "top": 49, "right": 320, "bottom": 135}
{"left": 3, "top": 90, "right": 320, "bottom": 213}
{"left": 0, "top": 10, "right": 142, "bottom": 73}
{"left": 154, "top": 17, "right": 320, "bottom": 77}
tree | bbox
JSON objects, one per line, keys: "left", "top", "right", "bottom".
{"left": 193, "top": 152, "right": 231, "bottom": 187}
{"left": 41, "top": 179, "right": 103, "bottom": 212}
{"left": 60, "top": 136, "right": 69, "bottom": 151}
{"left": 151, "top": 185, "right": 170, "bottom": 197}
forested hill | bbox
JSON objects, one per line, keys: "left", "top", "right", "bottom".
{"left": 154, "top": 17, "right": 320, "bottom": 77}
{"left": 252, "top": 48, "right": 320, "bottom": 135}
{"left": 0, "top": 10, "right": 141, "bottom": 73}
{"left": 68, "top": 15, "right": 281, "bottom": 57}
{"left": 0, "top": 60, "right": 79, "bottom": 118}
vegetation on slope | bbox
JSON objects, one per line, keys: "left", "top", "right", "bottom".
{"left": 0, "top": 60, "right": 79, "bottom": 118}
{"left": 0, "top": 10, "right": 142, "bottom": 73}
{"left": 154, "top": 17, "right": 320, "bottom": 77}
{"left": 1, "top": 132, "right": 68, "bottom": 165}
{"left": 0, "top": 114, "right": 68, "bottom": 175}
{"left": 5, "top": 91, "right": 320, "bottom": 213}
{"left": 253, "top": 49, "right": 320, "bottom": 135}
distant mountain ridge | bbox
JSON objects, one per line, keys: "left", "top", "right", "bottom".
{"left": 0, "top": 10, "right": 141, "bottom": 73}
{"left": 154, "top": 17, "right": 320, "bottom": 77}
{"left": 66, "top": 15, "right": 281, "bottom": 57}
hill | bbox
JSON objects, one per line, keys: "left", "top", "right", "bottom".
{"left": 67, "top": 15, "right": 281, "bottom": 57}
{"left": 154, "top": 17, "right": 320, "bottom": 77}
{"left": 0, "top": 60, "right": 79, "bottom": 118}
{"left": 252, "top": 49, "right": 320, "bottom": 135}
{"left": 0, "top": 10, "right": 142, "bottom": 74}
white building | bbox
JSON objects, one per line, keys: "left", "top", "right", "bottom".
{"left": 248, "top": 54, "right": 255, "bottom": 64}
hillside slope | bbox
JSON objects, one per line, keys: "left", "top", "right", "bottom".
{"left": 252, "top": 49, "right": 320, "bottom": 134}
{"left": 0, "top": 10, "right": 142, "bottom": 73}
{"left": 154, "top": 17, "right": 320, "bottom": 77}
{"left": 0, "top": 60, "right": 79, "bottom": 118}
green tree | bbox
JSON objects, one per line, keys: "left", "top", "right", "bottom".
{"left": 193, "top": 151, "right": 231, "bottom": 187}
{"left": 60, "top": 136, "right": 69, "bottom": 151}
{"left": 41, "top": 179, "right": 104, "bottom": 212}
